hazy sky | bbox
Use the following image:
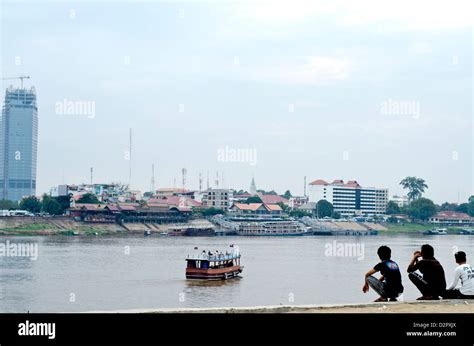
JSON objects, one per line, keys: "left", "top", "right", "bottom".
{"left": 1, "top": 0, "right": 472, "bottom": 203}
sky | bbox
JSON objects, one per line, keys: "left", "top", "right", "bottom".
{"left": 0, "top": 0, "right": 472, "bottom": 204}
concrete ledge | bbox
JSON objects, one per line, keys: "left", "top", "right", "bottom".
{"left": 85, "top": 300, "right": 472, "bottom": 314}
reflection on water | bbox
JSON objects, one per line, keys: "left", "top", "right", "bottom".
{"left": 0, "top": 234, "right": 472, "bottom": 312}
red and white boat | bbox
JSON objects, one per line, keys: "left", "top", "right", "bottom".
{"left": 185, "top": 245, "right": 243, "bottom": 280}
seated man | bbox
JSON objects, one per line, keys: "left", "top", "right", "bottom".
{"left": 442, "top": 251, "right": 474, "bottom": 299}
{"left": 407, "top": 244, "right": 446, "bottom": 300}
{"left": 363, "top": 245, "right": 404, "bottom": 302}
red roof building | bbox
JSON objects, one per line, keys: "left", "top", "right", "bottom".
{"left": 258, "top": 194, "right": 289, "bottom": 205}
{"left": 429, "top": 211, "right": 474, "bottom": 224}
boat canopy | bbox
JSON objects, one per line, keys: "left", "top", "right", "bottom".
{"left": 186, "top": 253, "right": 240, "bottom": 261}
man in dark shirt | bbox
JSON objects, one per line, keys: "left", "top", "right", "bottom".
{"left": 363, "top": 245, "right": 404, "bottom": 302}
{"left": 407, "top": 244, "right": 446, "bottom": 300}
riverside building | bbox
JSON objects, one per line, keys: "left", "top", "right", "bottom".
{"left": 308, "top": 179, "right": 388, "bottom": 216}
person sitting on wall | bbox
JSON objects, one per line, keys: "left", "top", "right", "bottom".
{"left": 442, "top": 251, "right": 474, "bottom": 299}
{"left": 407, "top": 244, "right": 446, "bottom": 300}
{"left": 363, "top": 245, "right": 404, "bottom": 302}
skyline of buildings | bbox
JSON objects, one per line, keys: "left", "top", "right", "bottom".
{"left": 0, "top": 86, "right": 38, "bottom": 201}
{"left": 0, "top": 84, "right": 468, "bottom": 207}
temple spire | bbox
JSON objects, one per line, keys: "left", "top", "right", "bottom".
{"left": 249, "top": 176, "right": 257, "bottom": 195}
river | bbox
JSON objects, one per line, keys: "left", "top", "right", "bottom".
{"left": 0, "top": 234, "right": 472, "bottom": 312}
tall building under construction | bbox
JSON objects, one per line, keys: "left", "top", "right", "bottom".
{"left": 0, "top": 86, "right": 38, "bottom": 201}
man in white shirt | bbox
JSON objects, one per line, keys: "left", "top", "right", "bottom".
{"left": 442, "top": 251, "right": 474, "bottom": 299}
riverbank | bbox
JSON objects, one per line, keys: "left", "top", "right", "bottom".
{"left": 0, "top": 216, "right": 213, "bottom": 236}
{"left": 0, "top": 216, "right": 467, "bottom": 236}
{"left": 382, "top": 223, "right": 466, "bottom": 234}
{"left": 89, "top": 300, "right": 473, "bottom": 313}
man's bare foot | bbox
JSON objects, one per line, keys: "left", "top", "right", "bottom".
{"left": 416, "top": 296, "right": 434, "bottom": 300}
{"left": 374, "top": 297, "right": 388, "bottom": 302}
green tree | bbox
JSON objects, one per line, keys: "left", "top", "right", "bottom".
{"left": 41, "top": 194, "right": 63, "bottom": 215}
{"left": 245, "top": 196, "right": 263, "bottom": 204}
{"left": 386, "top": 201, "right": 401, "bottom": 215}
{"left": 19, "top": 196, "right": 42, "bottom": 213}
{"left": 387, "top": 216, "right": 399, "bottom": 223}
{"left": 468, "top": 196, "right": 474, "bottom": 217}
{"left": 257, "top": 189, "right": 277, "bottom": 195}
{"left": 201, "top": 207, "right": 225, "bottom": 216}
{"left": 400, "top": 176, "right": 428, "bottom": 201}
{"left": 455, "top": 203, "right": 468, "bottom": 214}
{"left": 0, "top": 199, "right": 18, "bottom": 210}
{"left": 331, "top": 211, "right": 341, "bottom": 219}
{"left": 315, "top": 200, "right": 333, "bottom": 218}
{"left": 282, "top": 190, "right": 292, "bottom": 199}
{"left": 289, "top": 209, "right": 312, "bottom": 218}
{"left": 55, "top": 195, "right": 72, "bottom": 213}
{"left": 439, "top": 202, "right": 457, "bottom": 211}
{"left": 77, "top": 193, "right": 100, "bottom": 204}
{"left": 406, "top": 197, "right": 436, "bottom": 220}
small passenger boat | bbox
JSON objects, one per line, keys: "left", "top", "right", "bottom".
{"left": 185, "top": 245, "right": 243, "bottom": 280}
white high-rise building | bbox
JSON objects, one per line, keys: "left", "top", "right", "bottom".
{"left": 308, "top": 179, "right": 388, "bottom": 216}
{"left": 0, "top": 86, "right": 38, "bottom": 201}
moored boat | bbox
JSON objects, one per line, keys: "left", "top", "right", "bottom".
{"left": 423, "top": 228, "right": 448, "bottom": 235}
{"left": 236, "top": 221, "right": 307, "bottom": 236}
{"left": 185, "top": 245, "right": 243, "bottom": 280}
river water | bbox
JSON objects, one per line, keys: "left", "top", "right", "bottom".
{"left": 0, "top": 234, "right": 473, "bottom": 312}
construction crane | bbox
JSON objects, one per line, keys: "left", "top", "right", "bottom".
{"left": 2, "top": 75, "right": 30, "bottom": 88}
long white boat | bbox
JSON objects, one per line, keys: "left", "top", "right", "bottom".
{"left": 236, "top": 221, "right": 308, "bottom": 236}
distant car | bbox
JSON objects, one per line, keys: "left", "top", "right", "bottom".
{"left": 36, "top": 212, "right": 51, "bottom": 217}
{"left": 9, "top": 210, "right": 34, "bottom": 217}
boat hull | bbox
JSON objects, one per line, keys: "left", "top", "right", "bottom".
{"left": 186, "top": 266, "right": 243, "bottom": 280}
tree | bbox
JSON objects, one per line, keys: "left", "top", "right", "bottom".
{"left": 405, "top": 197, "right": 436, "bottom": 220}
{"left": 257, "top": 189, "right": 277, "bottom": 195}
{"left": 0, "top": 199, "right": 18, "bottom": 210}
{"left": 455, "top": 203, "right": 468, "bottom": 214}
{"left": 201, "top": 207, "right": 225, "bottom": 216}
{"left": 386, "top": 201, "right": 401, "bottom": 215}
{"left": 41, "top": 194, "right": 63, "bottom": 215}
{"left": 400, "top": 176, "right": 428, "bottom": 201}
{"left": 77, "top": 193, "right": 100, "bottom": 204}
{"left": 387, "top": 216, "right": 399, "bottom": 223}
{"left": 439, "top": 202, "right": 457, "bottom": 211}
{"left": 245, "top": 196, "right": 262, "bottom": 204}
{"left": 55, "top": 195, "right": 72, "bottom": 214}
{"left": 289, "top": 209, "right": 312, "bottom": 218}
{"left": 19, "top": 196, "right": 41, "bottom": 213}
{"left": 468, "top": 196, "right": 474, "bottom": 217}
{"left": 282, "top": 190, "right": 292, "bottom": 199}
{"left": 315, "top": 200, "right": 333, "bottom": 218}
{"left": 331, "top": 211, "right": 341, "bottom": 219}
